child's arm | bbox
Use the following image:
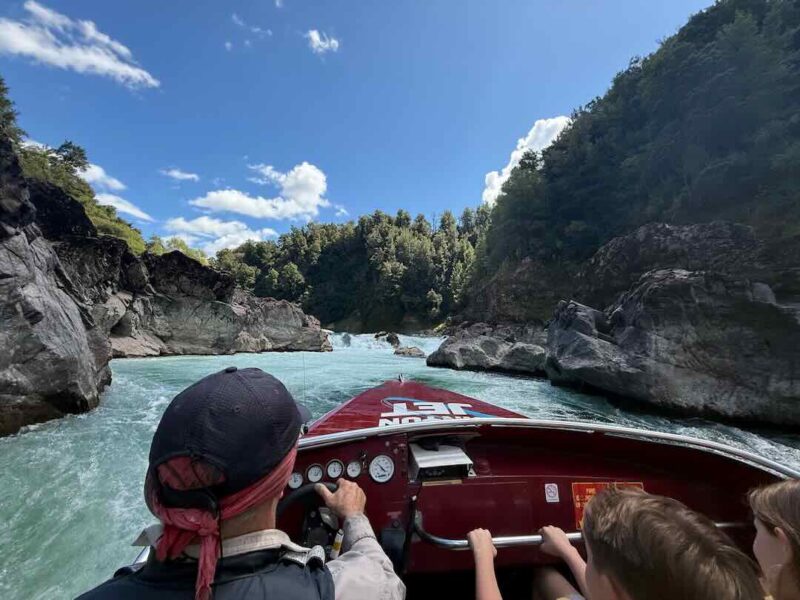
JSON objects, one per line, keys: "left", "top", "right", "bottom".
{"left": 539, "top": 526, "right": 588, "bottom": 598}
{"left": 468, "top": 529, "right": 502, "bottom": 600}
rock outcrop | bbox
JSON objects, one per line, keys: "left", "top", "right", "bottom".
{"left": 576, "top": 222, "right": 761, "bottom": 308}
{"left": 427, "top": 322, "right": 547, "bottom": 375}
{"left": 0, "top": 141, "right": 330, "bottom": 436}
{"left": 546, "top": 269, "right": 800, "bottom": 426}
{"left": 0, "top": 138, "right": 110, "bottom": 436}
{"left": 375, "top": 332, "right": 400, "bottom": 348}
{"left": 394, "top": 346, "right": 426, "bottom": 358}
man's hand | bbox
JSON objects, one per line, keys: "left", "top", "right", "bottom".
{"left": 468, "top": 528, "right": 497, "bottom": 562}
{"left": 539, "top": 525, "right": 575, "bottom": 559}
{"left": 315, "top": 479, "right": 366, "bottom": 520}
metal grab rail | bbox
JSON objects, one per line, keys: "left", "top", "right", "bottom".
{"left": 413, "top": 510, "right": 746, "bottom": 551}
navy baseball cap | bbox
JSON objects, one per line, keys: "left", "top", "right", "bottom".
{"left": 146, "top": 367, "right": 311, "bottom": 506}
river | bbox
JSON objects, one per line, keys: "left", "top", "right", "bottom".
{"left": 1, "top": 333, "right": 798, "bottom": 599}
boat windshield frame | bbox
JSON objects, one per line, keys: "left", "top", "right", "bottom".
{"left": 301, "top": 417, "right": 800, "bottom": 479}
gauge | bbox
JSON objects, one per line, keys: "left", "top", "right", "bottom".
{"left": 306, "top": 464, "right": 324, "bottom": 483}
{"left": 346, "top": 460, "right": 362, "bottom": 479}
{"left": 288, "top": 472, "right": 303, "bottom": 490}
{"left": 327, "top": 460, "right": 344, "bottom": 479}
{"left": 369, "top": 455, "right": 395, "bottom": 484}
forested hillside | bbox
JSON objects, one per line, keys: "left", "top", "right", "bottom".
{"left": 213, "top": 206, "right": 490, "bottom": 330}
{"left": 471, "top": 0, "right": 800, "bottom": 319}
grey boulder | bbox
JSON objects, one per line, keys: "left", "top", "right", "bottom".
{"left": 546, "top": 269, "right": 800, "bottom": 426}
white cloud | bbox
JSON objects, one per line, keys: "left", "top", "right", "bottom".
{"left": 165, "top": 216, "right": 277, "bottom": 254}
{"left": 482, "top": 116, "right": 570, "bottom": 205}
{"left": 275, "top": 0, "right": 284, "bottom": 7}
{"left": 0, "top": 1, "right": 159, "bottom": 88}
{"left": 305, "top": 30, "right": 339, "bottom": 55}
{"left": 334, "top": 204, "right": 348, "bottom": 217}
{"left": 160, "top": 168, "right": 199, "bottom": 182}
{"left": 80, "top": 163, "right": 126, "bottom": 191}
{"left": 191, "top": 161, "right": 329, "bottom": 221}
{"left": 96, "top": 193, "right": 154, "bottom": 222}
{"left": 232, "top": 13, "right": 268, "bottom": 37}
{"left": 224, "top": 41, "right": 232, "bottom": 51}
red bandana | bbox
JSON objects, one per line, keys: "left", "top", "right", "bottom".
{"left": 145, "top": 446, "right": 297, "bottom": 600}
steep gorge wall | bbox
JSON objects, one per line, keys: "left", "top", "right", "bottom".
{"left": 0, "top": 141, "right": 330, "bottom": 436}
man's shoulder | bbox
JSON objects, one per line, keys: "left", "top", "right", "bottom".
{"left": 74, "top": 569, "right": 141, "bottom": 600}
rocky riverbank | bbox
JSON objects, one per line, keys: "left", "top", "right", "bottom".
{"left": 428, "top": 223, "right": 800, "bottom": 426}
{"left": 0, "top": 140, "right": 330, "bottom": 436}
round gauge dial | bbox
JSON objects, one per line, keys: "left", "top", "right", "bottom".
{"left": 368, "top": 455, "right": 395, "bottom": 484}
{"left": 288, "top": 472, "right": 303, "bottom": 490}
{"left": 346, "top": 460, "right": 362, "bottom": 479}
{"left": 327, "top": 460, "right": 344, "bottom": 479}
{"left": 306, "top": 464, "right": 324, "bottom": 483}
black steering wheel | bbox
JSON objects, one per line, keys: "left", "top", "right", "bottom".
{"left": 277, "top": 482, "right": 337, "bottom": 518}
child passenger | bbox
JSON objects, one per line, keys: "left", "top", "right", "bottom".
{"left": 749, "top": 479, "right": 800, "bottom": 600}
{"left": 468, "top": 487, "right": 765, "bottom": 600}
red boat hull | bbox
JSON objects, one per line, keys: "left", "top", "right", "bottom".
{"left": 281, "top": 380, "right": 794, "bottom": 575}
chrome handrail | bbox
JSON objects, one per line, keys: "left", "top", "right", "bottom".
{"left": 413, "top": 510, "right": 746, "bottom": 550}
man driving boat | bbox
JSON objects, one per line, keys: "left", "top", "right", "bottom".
{"left": 77, "top": 366, "right": 405, "bottom": 600}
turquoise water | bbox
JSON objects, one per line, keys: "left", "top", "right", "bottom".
{"left": 1, "top": 333, "right": 799, "bottom": 599}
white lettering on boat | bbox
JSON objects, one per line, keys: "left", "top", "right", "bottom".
{"left": 378, "top": 398, "right": 497, "bottom": 427}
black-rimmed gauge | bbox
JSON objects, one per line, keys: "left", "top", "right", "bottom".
{"left": 288, "top": 472, "right": 303, "bottom": 489}
{"left": 346, "top": 460, "right": 362, "bottom": 478}
{"left": 306, "top": 464, "right": 323, "bottom": 483}
{"left": 369, "top": 455, "right": 395, "bottom": 483}
{"left": 327, "top": 460, "right": 344, "bottom": 479}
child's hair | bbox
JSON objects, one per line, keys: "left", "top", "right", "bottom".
{"left": 749, "top": 479, "right": 800, "bottom": 598}
{"left": 582, "top": 487, "right": 763, "bottom": 600}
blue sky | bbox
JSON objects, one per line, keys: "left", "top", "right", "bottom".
{"left": 0, "top": 0, "right": 711, "bottom": 254}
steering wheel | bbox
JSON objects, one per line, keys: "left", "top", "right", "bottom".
{"left": 277, "top": 482, "right": 340, "bottom": 552}
{"left": 277, "top": 482, "right": 337, "bottom": 518}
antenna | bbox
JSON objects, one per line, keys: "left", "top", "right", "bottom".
{"left": 302, "top": 351, "right": 307, "bottom": 405}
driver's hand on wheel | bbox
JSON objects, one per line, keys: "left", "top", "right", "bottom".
{"left": 315, "top": 478, "right": 366, "bottom": 520}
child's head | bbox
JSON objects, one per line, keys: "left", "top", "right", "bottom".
{"left": 581, "top": 487, "right": 763, "bottom": 600}
{"left": 749, "top": 479, "right": 800, "bottom": 599}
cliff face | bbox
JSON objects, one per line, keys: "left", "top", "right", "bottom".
{"left": 0, "top": 139, "right": 110, "bottom": 436}
{"left": 0, "top": 142, "right": 330, "bottom": 436}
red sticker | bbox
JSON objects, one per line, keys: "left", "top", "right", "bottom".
{"left": 571, "top": 481, "right": 644, "bottom": 529}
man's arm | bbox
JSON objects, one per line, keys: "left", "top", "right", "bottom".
{"left": 316, "top": 480, "right": 406, "bottom": 600}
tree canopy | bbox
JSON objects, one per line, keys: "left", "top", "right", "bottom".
{"left": 211, "top": 206, "right": 491, "bottom": 329}
{"left": 481, "top": 0, "right": 800, "bottom": 276}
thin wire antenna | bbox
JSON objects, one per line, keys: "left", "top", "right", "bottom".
{"left": 302, "top": 351, "right": 307, "bottom": 406}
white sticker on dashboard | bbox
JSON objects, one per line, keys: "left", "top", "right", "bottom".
{"left": 545, "top": 483, "right": 560, "bottom": 503}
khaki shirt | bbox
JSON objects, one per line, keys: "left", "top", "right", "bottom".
{"left": 134, "top": 513, "right": 406, "bottom": 600}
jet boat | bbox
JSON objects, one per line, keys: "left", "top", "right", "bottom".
{"left": 134, "top": 380, "right": 800, "bottom": 596}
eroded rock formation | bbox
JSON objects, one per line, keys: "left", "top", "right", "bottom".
{"left": 427, "top": 322, "right": 547, "bottom": 375}
{"left": 0, "top": 141, "right": 330, "bottom": 436}
{"left": 547, "top": 269, "right": 800, "bottom": 425}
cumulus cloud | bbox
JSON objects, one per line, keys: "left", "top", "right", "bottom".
{"left": 160, "top": 167, "right": 199, "bottom": 182}
{"left": 165, "top": 216, "right": 277, "bottom": 254}
{"left": 334, "top": 205, "right": 349, "bottom": 217}
{"left": 0, "top": 1, "right": 159, "bottom": 88}
{"left": 96, "top": 193, "right": 154, "bottom": 222}
{"left": 80, "top": 163, "right": 126, "bottom": 191}
{"left": 482, "top": 116, "right": 570, "bottom": 205}
{"left": 191, "top": 161, "right": 329, "bottom": 221}
{"left": 305, "top": 30, "right": 339, "bottom": 55}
